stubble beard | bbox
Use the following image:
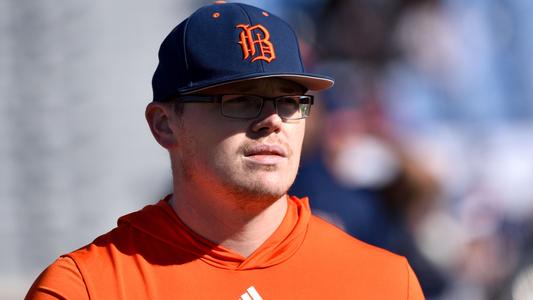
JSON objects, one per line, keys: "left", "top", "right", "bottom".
{"left": 176, "top": 144, "right": 296, "bottom": 211}
{"left": 228, "top": 163, "right": 294, "bottom": 210}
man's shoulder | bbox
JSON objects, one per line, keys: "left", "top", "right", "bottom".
{"left": 57, "top": 227, "right": 129, "bottom": 276}
{"left": 307, "top": 214, "right": 406, "bottom": 266}
{"left": 25, "top": 226, "right": 135, "bottom": 300}
{"left": 303, "top": 214, "right": 424, "bottom": 296}
{"left": 65, "top": 199, "right": 197, "bottom": 268}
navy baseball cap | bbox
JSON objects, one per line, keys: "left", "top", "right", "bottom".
{"left": 152, "top": 1, "right": 334, "bottom": 102}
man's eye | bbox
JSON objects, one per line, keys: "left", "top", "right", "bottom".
{"left": 223, "top": 96, "right": 263, "bottom": 108}
{"left": 277, "top": 97, "right": 299, "bottom": 107}
{"left": 225, "top": 96, "right": 251, "bottom": 104}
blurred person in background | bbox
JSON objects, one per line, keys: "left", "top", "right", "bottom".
{"left": 291, "top": 62, "right": 447, "bottom": 298}
{"left": 25, "top": 2, "right": 424, "bottom": 299}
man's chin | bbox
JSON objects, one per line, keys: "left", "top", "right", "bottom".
{"left": 226, "top": 182, "right": 288, "bottom": 208}
{"left": 234, "top": 186, "right": 285, "bottom": 201}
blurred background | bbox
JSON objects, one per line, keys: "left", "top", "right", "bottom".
{"left": 2, "top": 0, "right": 533, "bottom": 299}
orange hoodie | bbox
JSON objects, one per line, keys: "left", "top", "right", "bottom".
{"left": 26, "top": 196, "right": 424, "bottom": 299}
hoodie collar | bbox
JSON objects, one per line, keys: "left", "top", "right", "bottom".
{"left": 118, "top": 195, "right": 311, "bottom": 270}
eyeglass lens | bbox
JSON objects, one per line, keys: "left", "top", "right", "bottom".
{"left": 220, "top": 95, "right": 310, "bottom": 120}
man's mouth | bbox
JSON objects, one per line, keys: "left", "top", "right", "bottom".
{"left": 243, "top": 144, "right": 288, "bottom": 165}
{"left": 244, "top": 144, "right": 287, "bottom": 157}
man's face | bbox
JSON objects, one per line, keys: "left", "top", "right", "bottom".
{"left": 169, "top": 78, "right": 307, "bottom": 205}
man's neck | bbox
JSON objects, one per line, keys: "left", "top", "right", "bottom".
{"left": 169, "top": 190, "right": 288, "bottom": 258}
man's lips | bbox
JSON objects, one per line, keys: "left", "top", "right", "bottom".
{"left": 243, "top": 144, "right": 288, "bottom": 158}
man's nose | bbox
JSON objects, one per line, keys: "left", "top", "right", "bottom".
{"left": 250, "top": 100, "right": 282, "bottom": 134}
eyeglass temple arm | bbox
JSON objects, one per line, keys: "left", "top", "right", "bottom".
{"left": 175, "top": 95, "right": 221, "bottom": 103}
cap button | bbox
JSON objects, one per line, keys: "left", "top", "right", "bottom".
{"left": 213, "top": 1, "right": 226, "bottom": 4}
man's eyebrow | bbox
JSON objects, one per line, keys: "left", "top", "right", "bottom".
{"left": 233, "top": 84, "right": 304, "bottom": 94}
{"left": 280, "top": 86, "right": 305, "bottom": 94}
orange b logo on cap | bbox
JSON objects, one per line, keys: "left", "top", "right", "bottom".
{"left": 236, "top": 24, "right": 276, "bottom": 63}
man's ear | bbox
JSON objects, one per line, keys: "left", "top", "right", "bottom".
{"left": 145, "top": 102, "right": 179, "bottom": 149}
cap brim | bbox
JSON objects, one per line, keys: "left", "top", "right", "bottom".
{"left": 179, "top": 73, "right": 334, "bottom": 95}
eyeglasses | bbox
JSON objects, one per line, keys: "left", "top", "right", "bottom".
{"left": 176, "top": 94, "right": 314, "bottom": 120}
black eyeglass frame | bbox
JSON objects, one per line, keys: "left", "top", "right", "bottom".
{"left": 175, "top": 94, "right": 315, "bottom": 120}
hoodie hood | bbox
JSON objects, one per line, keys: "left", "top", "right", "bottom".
{"left": 117, "top": 195, "right": 311, "bottom": 270}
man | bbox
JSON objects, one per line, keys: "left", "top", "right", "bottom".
{"left": 26, "top": 2, "right": 424, "bottom": 299}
